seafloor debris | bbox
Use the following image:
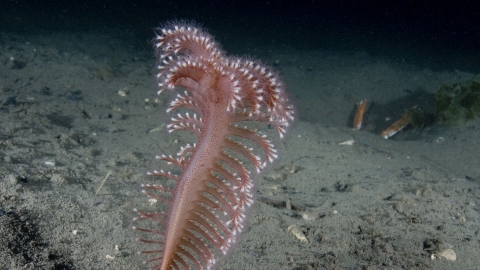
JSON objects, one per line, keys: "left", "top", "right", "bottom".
{"left": 288, "top": 224, "right": 308, "bottom": 243}
{"left": 431, "top": 248, "right": 457, "bottom": 261}
{"left": 339, "top": 139, "right": 355, "bottom": 145}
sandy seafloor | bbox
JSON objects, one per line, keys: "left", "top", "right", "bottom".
{"left": 1, "top": 27, "right": 480, "bottom": 270}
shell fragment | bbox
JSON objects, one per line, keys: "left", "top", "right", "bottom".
{"left": 288, "top": 224, "right": 308, "bottom": 243}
